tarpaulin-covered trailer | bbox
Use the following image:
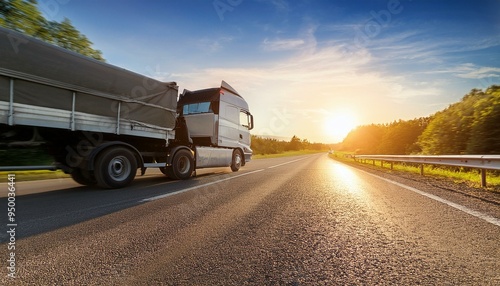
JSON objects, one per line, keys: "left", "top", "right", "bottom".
{"left": 0, "top": 26, "right": 177, "bottom": 140}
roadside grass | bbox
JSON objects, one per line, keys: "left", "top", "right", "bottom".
{"left": 0, "top": 170, "right": 69, "bottom": 183}
{"left": 0, "top": 150, "right": 326, "bottom": 182}
{"left": 329, "top": 151, "right": 500, "bottom": 191}
{"left": 253, "top": 150, "right": 326, "bottom": 159}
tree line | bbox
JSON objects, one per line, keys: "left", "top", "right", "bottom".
{"left": 0, "top": 0, "right": 104, "bottom": 60}
{"left": 251, "top": 135, "right": 328, "bottom": 155}
{"left": 339, "top": 85, "right": 500, "bottom": 155}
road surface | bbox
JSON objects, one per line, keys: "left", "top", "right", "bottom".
{"left": 1, "top": 154, "right": 499, "bottom": 285}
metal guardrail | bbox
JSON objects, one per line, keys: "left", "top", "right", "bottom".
{"left": 354, "top": 155, "right": 500, "bottom": 187}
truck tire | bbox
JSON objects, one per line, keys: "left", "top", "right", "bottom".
{"left": 171, "top": 149, "right": 194, "bottom": 180}
{"left": 94, "top": 147, "right": 137, "bottom": 188}
{"left": 160, "top": 166, "right": 176, "bottom": 179}
{"left": 71, "top": 168, "right": 97, "bottom": 186}
{"left": 230, "top": 149, "right": 243, "bottom": 172}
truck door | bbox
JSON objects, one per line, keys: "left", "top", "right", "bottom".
{"left": 238, "top": 110, "right": 253, "bottom": 147}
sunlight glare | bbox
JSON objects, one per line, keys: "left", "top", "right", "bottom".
{"left": 330, "top": 162, "right": 365, "bottom": 196}
{"left": 324, "top": 110, "right": 357, "bottom": 142}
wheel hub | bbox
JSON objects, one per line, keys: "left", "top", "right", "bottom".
{"left": 108, "top": 156, "right": 131, "bottom": 181}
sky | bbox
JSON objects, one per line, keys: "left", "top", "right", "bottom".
{"left": 38, "top": 0, "right": 500, "bottom": 143}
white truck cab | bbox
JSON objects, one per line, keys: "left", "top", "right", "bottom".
{"left": 175, "top": 81, "right": 254, "bottom": 171}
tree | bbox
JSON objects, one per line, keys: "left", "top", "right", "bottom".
{"left": 341, "top": 124, "right": 385, "bottom": 154}
{"left": 0, "top": 0, "right": 104, "bottom": 61}
{"left": 418, "top": 88, "right": 485, "bottom": 154}
{"left": 378, "top": 118, "right": 428, "bottom": 154}
{"left": 0, "top": 0, "right": 48, "bottom": 38}
{"left": 339, "top": 85, "right": 500, "bottom": 155}
{"left": 50, "top": 18, "right": 105, "bottom": 61}
{"left": 286, "top": 135, "right": 303, "bottom": 151}
{"left": 467, "top": 86, "right": 500, "bottom": 154}
{"left": 250, "top": 135, "right": 328, "bottom": 155}
{"left": 251, "top": 135, "right": 286, "bottom": 155}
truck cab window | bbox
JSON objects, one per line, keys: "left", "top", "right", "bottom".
{"left": 182, "top": 102, "right": 212, "bottom": 115}
{"left": 240, "top": 111, "right": 251, "bottom": 129}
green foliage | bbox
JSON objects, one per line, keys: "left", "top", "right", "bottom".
{"left": 251, "top": 135, "right": 328, "bottom": 155}
{"left": 251, "top": 135, "right": 286, "bottom": 155}
{"left": 340, "top": 124, "right": 386, "bottom": 154}
{"left": 466, "top": 86, "right": 500, "bottom": 154}
{"left": 340, "top": 84, "right": 500, "bottom": 155}
{"left": 378, "top": 118, "right": 428, "bottom": 154}
{"left": 286, "top": 135, "right": 303, "bottom": 151}
{"left": 0, "top": 147, "right": 52, "bottom": 166}
{"left": 419, "top": 85, "right": 500, "bottom": 154}
{"left": 418, "top": 89, "right": 482, "bottom": 154}
{"left": 0, "top": 0, "right": 105, "bottom": 61}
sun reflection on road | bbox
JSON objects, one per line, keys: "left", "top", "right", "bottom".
{"left": 329, "top": 161, "right": 364, "bottom": 195}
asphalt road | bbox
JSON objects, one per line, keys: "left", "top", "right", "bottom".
{"left": 1, "top": 154, "right": 499, "bottom": 285}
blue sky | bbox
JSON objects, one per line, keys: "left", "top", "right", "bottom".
{"left": 39, "top": 0, "right": 500, "bottom": 143}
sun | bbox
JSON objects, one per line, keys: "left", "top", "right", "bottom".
{"left": 323, "top": 110, "right": 357, "bottom": 142}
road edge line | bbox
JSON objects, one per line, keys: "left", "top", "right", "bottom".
{"left": 352, "top": 165, "right": 500, "bottom": 227}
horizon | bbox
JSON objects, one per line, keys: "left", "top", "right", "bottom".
{"left": 38, "top": 0, "right": 500, "bottom": 143}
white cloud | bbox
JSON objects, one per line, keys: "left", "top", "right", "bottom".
{"left": 169, "top": 30, "right": 464, "bottom": 142}
{"left": 261, "top": 38, "right": 305, "bottom": 51}
{"left": 453, "top": 63, "right": 500, "bottom": 79}
{"left": 261, "top": 24, "right": 318, "bottom": 52}
{"left": 196, "top": 36, "right": 233, "bottom": 53}
{"left": 424, "top": 63, "right": 500, "bottom": 79}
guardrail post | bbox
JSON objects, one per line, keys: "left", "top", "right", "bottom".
{"left": 381, "top": 161, "right": 384, "bottom": 168}
{"left": 481, "top": 169, "right": 487, "bottom": 187}
{"left": 420, "top": 164, "right": 424, "bottom": 176}
{"left": 390, "top": 162, "right": 393, "bottom": 170}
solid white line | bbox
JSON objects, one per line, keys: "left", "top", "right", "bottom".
{"left": 267, "top": 157, "right": 308, "bottom": 169}
{"left": 139, "top": 169, "right": 265, "bottom": 203}
{"left": 355, "top": 167, "right": 500, "bottom": 227}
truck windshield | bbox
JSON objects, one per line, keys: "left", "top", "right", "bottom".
{"left": 183, "top": 102, "right": 212, "bottom": 115}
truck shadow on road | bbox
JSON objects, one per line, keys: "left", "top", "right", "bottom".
{"left": 0, "top": 169, "right": 233, "bottom": 243}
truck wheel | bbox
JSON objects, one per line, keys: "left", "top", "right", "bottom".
{"left": 171, "top": 149, "right": 194, "bottom": 180}
{"left": 71, "top": 168, "right": 97, "bottom": 186}
{"left": 230, "top": 149, "right": 243, "bottom": 172}
{"left": 160, "top": 166, "right": 176, "bottom": 179}
{"left": 159, "top": 166, "right": 168, "bottom": 175}
{"left": 94, "top": 147, "right": 137, "bottom": 188}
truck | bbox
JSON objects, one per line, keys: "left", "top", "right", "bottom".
{"left": 0, "top": 27, "right": 254, "bottom": 188}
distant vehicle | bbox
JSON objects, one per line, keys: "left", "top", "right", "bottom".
{"left": 0, "top": 27, "right": 253, "bottom": 188}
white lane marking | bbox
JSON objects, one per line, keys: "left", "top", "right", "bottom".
{"left": 267, "top": 157, "right": 308, "bottom": 169}
{"left": 140, "top": 169, "right": 265, "bottom": 202}
{"left": 142, "top": 156, "right": 312, "bottom": 203}
{"left": 355, "top": 167, "right": 500, "bottom": 227}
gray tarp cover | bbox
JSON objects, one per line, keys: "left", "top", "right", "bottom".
{"left": 0, "top": 27, "right": 178, "bottom": 129}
